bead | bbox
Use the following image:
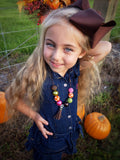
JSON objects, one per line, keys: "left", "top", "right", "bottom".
{"left": 51, "top": 85, "right": 57, "bottom": 91}
{"left": 67, "top": 98, "right": 73, "bottom": 103}
{"left": 68, "top": 93, "right": 74, "bottom": 98}
{"left": 60, "top": 104, "right": 64, "bottom": 110}
{"left": 68, "top": 88, "right": 74, "bottom": 93}
{"left": 64, "top": 102, "right": 69, "bottom": 107}
{"left": 53, "top": 91, "right": 58, "bottom": 96}
{"left": 57, "top": 100, "right": 62, "bottom": 106}
{"left": 54, "top": 95, "right": 60, "bottom": 101}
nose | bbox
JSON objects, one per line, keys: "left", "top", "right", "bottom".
{"left": 52, "top": 49, "right": 61, "bottom": 61}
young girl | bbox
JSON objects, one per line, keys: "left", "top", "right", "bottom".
{"left": 5, "top": 0, "right": 115, "bottom": 159}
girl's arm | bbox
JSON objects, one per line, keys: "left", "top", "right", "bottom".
{"left": 80, "top": 41, "right": 112, "bottom": 70}
{"left": 16, "top": 99, "right": 53, "bottom": 139}
{"left": 5, "top": 89, "right": 53, "bottom": 139}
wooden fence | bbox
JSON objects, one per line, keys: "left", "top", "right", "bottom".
{"left": 93, "top": 0, "right": 118, "bottom": 40}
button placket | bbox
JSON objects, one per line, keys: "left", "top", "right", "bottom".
{"left": 68, "top": 104, "right": 73, "bottom": 132}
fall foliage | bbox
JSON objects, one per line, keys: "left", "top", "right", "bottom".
{"left": 17, "top": 0, "right": 76, "bottom": 24}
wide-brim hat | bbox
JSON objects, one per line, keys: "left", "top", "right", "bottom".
{"left": 68, "top": 0, "right": 116, "bottom": 48}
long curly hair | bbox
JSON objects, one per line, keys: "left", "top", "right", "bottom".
{"left": 5, "top": 7, "right": 100, "bottom": 115}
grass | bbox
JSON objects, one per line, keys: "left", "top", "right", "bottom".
{"left": 0, "top": 0, "right": 39, "bottom": 60}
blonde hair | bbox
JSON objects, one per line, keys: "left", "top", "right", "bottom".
{"left": 6, "top": 7, "right": 100, "bottom": 114}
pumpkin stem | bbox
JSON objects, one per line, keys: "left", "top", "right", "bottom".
{"left": 98, "top": 115, "right": 105, "bottom": 122}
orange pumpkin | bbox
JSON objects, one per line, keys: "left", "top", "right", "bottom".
{"left": 77, "top": 104, "right": 85, "bottom": 120}
{"left": 0, "top": 91, "right": 11, "bottom": 123}
{"left": 84, "top": 112, "right": 111, "bottom": 140}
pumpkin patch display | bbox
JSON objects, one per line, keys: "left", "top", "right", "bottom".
{"left": 84, "top": 112, "right": 111, "bottom": 140}
{"left": 0, "top": 91, "right": 11, "bottom": 123}
{"left": 77, "top": 104, "right": 85, "bottom": 120}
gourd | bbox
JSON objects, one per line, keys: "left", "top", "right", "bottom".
{"left": 84, "top": 112, "right": 111, "bottom": 140}
{"left": 0, "top": 91, "right": 11, "bottom": 123}
{"left": 77, "top": 104, "right": 85, "bottom": 120}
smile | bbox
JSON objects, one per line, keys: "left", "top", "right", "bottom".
{"left": 51, "top": 61, "right": 63, "bottom": 68}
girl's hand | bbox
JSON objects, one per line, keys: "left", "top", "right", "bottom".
{"left": 34, "top": 113, "right": 53, "bottom": 139}
{"left": 80, "top": 41, "right": 112, "bottom": 70}
{"left": 8, "top": 98, "right": 53, "bottom": 139}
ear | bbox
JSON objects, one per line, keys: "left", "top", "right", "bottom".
{"left": 78, "top": 50, "right": 86, "bottom": 59}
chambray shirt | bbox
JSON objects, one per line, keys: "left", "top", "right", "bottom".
{"left": 26, "top": 61, "right": 83, "bottom": 155}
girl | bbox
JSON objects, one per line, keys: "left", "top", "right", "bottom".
{"left": 5, "top": 0, "right": 115, "bottom": 159}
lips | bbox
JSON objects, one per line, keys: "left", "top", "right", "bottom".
{"left": 51, "top": 61, "right": 63, "bottom": 68}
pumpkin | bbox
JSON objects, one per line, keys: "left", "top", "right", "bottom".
{"left": 77, "top": 104, "right": 85, "bottom": 120}
{"left": 0, "top": 91, "right": 11, "bottom": 123}
{"left": 84, "top": 112, "right": 111, "bottom": 140}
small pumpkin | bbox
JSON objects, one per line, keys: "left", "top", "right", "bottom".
{"left": 84, "top": 112, "right": 111, "bottom": 140}
{"left": 77, "top": 104, "right": 85, "bottom": 120}
{"left": 0, "top": 91, "right": 11, "bottom": 123}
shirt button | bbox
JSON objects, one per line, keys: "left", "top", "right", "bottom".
{"left": 68, "top": 115, "right": 71, "bottom": 118}
{"left": 64, "top": 83, "right": 67, "bottom": 87}
{"left": 69, "top": 126, "right": 72, "bottom": 130}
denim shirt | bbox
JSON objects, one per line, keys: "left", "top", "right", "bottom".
{"left": 26, "top": 61, "right": 82, "bottom": 154}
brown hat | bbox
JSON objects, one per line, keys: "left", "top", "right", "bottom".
{"left": 68, "top": 0, "right": 116, "bottom": 48}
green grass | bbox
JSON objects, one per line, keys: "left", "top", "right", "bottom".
{"left": 0, "top": 0, "right": 39, "bottom": 59}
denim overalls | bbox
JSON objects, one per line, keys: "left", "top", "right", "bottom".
{"left": 26, "top": 61, "right": 83, "bottom": 160}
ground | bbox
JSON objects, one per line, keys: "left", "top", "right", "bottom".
{"left": 0, "top": 43, "right": 120, "bottom": 160}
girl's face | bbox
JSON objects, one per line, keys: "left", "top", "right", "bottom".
{"left": 43, "top": 23, "right": 86, "bottom": 77}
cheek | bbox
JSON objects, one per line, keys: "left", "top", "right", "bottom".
{"left": 64, "top": 56, "right": 78, "bottom": 67}
{"left": 43, "top": 47, "right": 50, "bottom": 60}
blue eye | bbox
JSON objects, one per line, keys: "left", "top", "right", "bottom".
{"left": 64, "top": 48, "right": 73, "bottom": 53}
{"left": 46, "top": 42, "right": 55, "bottom": 48}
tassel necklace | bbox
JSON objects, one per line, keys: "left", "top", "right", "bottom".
{"left": 51, "top": 80, "right": 74, "bottom": 120}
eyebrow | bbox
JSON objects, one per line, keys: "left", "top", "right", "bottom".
{"left": 45, "top": 39, "right": 55, "bottom": 44}
{"left": 45, "top": 38, "right": 77, "bottom": 49}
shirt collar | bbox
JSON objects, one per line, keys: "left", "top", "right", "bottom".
{"left": 70, "top": 60, "right": 80, "bottom": 77}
